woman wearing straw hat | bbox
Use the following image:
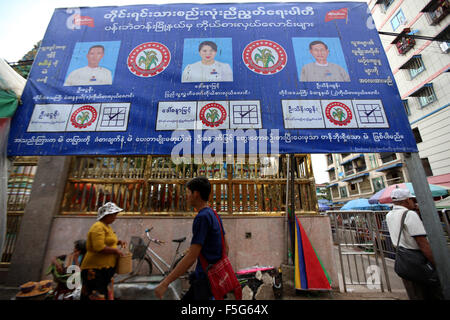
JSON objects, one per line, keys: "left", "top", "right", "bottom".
{"left": 80, "top": 202, "right": 126, "bottom": 300}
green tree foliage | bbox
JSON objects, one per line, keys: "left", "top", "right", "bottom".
{"left": 12, "top": 40, "right": 42, "bottom": 79}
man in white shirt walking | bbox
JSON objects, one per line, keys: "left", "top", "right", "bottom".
{"left": 64, "top": 45, "right": 112, "bottom": 86}
{"left": 300, "top": 40, "right": 350, "bottom": 82}
{"left": 386, "top": 188, "right": 442, "bottom": 299}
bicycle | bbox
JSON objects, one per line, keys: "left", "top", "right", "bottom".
{"left": 121, "top": 227, "right": 187, "bottom": 282}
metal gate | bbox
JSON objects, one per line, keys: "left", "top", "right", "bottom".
{"left": 328, "top": 210, "right": 392, "bottom": 293}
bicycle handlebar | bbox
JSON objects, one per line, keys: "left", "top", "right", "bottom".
{"left": 145, "top": 228, "right": 165, "bottom": 245}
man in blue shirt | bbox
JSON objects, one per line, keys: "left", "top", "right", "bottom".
{"left": 155, "top": 177, "right": 228, "bottom": 300}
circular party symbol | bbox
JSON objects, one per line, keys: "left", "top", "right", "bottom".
{"left": 199, "top": 103, "right": 227, "bottom": 127}
{"left": 127, "top": 42, "right": 171, "bottom": 77}
{"left": 242, "top": 40, "right": 287, "bottom": 75}
{"left": 325, "top": 102, "right": 353, "bottom": 126}
{"left": 70, "top": 105, "right": 97, "bottom": 129}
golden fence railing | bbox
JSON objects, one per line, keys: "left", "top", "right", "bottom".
{"left": 2, "top": 157, "right": 39, "bottom": 265}
{"left": 61, "top": 154, "right": 318, "bottom": 216}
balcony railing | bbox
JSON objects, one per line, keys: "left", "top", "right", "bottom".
{"left": 426, "top": 0, "right": 449, "bottom": 25}
{"left": 355, "top": 166, "right": 367, "bottom": 173}
{"left": 344, "top": 169, "right": 355, "bottom": 177}
{"left": 386, "top": 176, "right": 405, "bottom": 186}
{"left": 396, "top": 38, "right": 416, "bottom": 55}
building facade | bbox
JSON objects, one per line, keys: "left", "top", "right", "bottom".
{"left": 325, "top": 152, "right": 409, "bottom": 203}
{"left": 325, "top": 0, "right": 449, "bottom": 203}
{"left": 370, "top": 0, "right": 450, "bottom": 176}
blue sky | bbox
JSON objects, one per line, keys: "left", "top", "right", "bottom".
{"left": 0, "top": 0, "right": 361, "bottom": 63}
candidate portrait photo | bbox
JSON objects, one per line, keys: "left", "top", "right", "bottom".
{"left": 181, "top": 38, "right": 233, "bottom": 83}
{"left": 292, "top": 37, "right": 350, "bottom": 83}
{"left": 64, "top": 41, "right": 121, "bottom": 86}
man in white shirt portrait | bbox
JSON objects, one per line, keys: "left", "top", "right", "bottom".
{"left": 64, "top": 45, "right": 113, "bottom": 86}
{"left": 385, "top": 188, "right": 442, "bottom": 300}
{"left": 300, "top": 40, "right": 350, "bottom": 82}
{"left": 182, "top": 41, "right": 233, "bottom": 83}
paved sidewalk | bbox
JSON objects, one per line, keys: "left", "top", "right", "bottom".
{"left": 284, "top": 289, "right": 407, "bottom": 300}
{"left": 0, "top": 284, "right": 408, "bottom": 300}
{"left": 0, "top": 244, "right": 410, "bottom": 301}
{"left": 0, "top": 286, "right": 20, "bottom": 300}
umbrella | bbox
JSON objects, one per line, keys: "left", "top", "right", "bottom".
{"left": 340, "top": 198, "right": 391, "bottom": 211}
{"left": 318, "top": 202, "right": 331, "bottom": 211}
{"left": 318, "top": 199, "right": 332, "bottom": 205}
{"left": 369, "top": 183, "right": 449, "bottom": 204}
{"left": 292, "top": 214, "right": 331, "bottom": 291}
{"left": 435, "top": 197, "right": 450, "bottom": 210}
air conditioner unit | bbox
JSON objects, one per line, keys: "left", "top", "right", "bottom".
{"left": 440, "top": 41, "right": 450, "bottom": 54}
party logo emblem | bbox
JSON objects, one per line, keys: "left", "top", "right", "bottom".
{"left": 70, "top": 105, "right": 97, "bottom": 129}
{"left": 242, "top": 40, "right": 287, "bottom": 75}
{"left": 325, "top": 101, "right": 353, "bottom": 126}
{"left": 127, "top": 42, "right": 171, "bottom": 77}
{"left": 199, "top": 103, "right": 227, "bottom": 127}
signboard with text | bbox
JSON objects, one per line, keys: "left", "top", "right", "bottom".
{"left": 7, "top": 2, "right": 418, "bottom": 155}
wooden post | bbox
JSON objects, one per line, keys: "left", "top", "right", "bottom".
{"left": 289, "top": 154, "right": 295, "bottom": 264}
{"left": 404, "top": 152, "right": 450, "bottom": 299}
{"left": 285, "top": 154, "right": 292, "bottom": 265}
{"left": 227, "top": 163, "right": 233, "bottom": 214}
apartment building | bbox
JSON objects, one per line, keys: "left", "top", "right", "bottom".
{"left": 325, "top": 152, "right": 409, "bottom": 203}
{"left": 370, "top": 0, "right": 450, "bottom": 176}
{"left": 325, "top": 0, "right": 449, "bottom": 203}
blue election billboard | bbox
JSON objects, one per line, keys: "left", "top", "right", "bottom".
{"left": 7, "top": 2, "right": 418, "bottom": 156}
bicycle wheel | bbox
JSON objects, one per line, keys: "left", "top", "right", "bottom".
{"left": 131, "top": 256, "right": 153, "bottom": 276}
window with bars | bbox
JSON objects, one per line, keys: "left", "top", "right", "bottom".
{"left": 328, "top": 168, "right": 336, "bottom": 181}
{"left": 391, "top": 9, "right": 406, "bottom": 31}
{"left": 326, "top": 154, "right": 333, "bottom": 166}
{"left": 331, "top": 186, "right": 339, "bottom": 199}
{"left": 378, "top": 0, "right": 396, "bottom": 12}
{"left": 339, "top": 186, "right": 348, "bottom": 198}
{"left": 402, "top": 99, "right": 411, "bottom": 116}
{"left": 417, "top": 85, "right": 437, "bottom": 107}
{"left": 372, "top": 177, "right": 386, "bottom": 193}
{"left": 421, "top": 158, "right": 433, "bottom": 176}
{"left": 412, "top": 127, "right": 423, "bottom": 143}
{"left": 348, "top": 182, "right": 359, "bottom": 196}
{"left": 423, "top": 0, "right": 450, "bottom": 25}
{"left": 380, "top": 152, "right": 397, "bottom": 164}
{"left": 408, "top": 56, "right": 425, "bottom": 79}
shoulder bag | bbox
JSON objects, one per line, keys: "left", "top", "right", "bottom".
{"left": 199, "top": 209, "right": 242, "bottom": 300}
{"left": 394, "top": 210, "right": 440, "bottom": 287}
